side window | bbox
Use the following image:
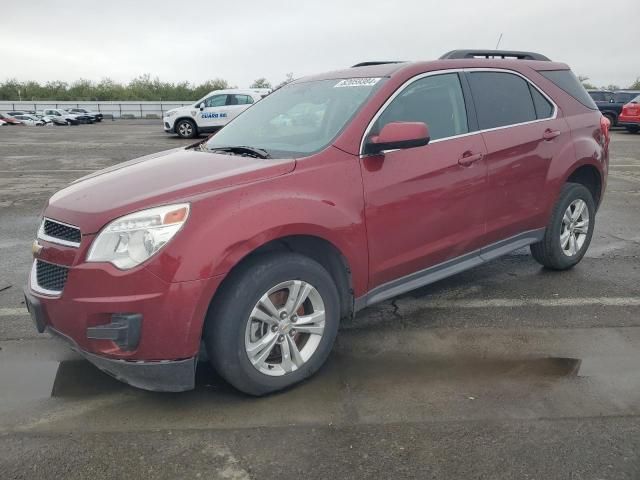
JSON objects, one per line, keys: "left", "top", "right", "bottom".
{"left": 528, "top": 84, "right": 554, "bottom": 119}
{"left": 468, "top": 72, "right": 537, "bottom": 129}
{"left": 589, "top": 92, "right": 604, "bottom": 102}
{"left": 227, "top": 94, "right": 253, "bottom": 105}
{"left": 204, "top": 95, "right": 227, "bottom": 108}
{"left": 374, "top": 73, "right": 468, "bottom": 141}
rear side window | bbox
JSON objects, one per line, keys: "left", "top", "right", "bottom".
{"left": 539, "top": 70, "right": 597, "bottom": 109}
{"left": 374, "top": 73, "right": 468, "bottom": 141}
{"left": 467, "top": 72, "right": 537, "bottom": 129}
{"left": 528, "top": 85, "right": 554, "bottom": 119}
{"left": 614, "top": 92, "right": 639, "bottom": 104}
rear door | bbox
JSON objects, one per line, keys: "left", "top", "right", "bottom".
{"left": 465, "top": 69, "right": 566, "bottom": 245}
{"left": 360, "top": 72, "right": 489, "bottom": 289}
{"left": 225, "top": 94, "right": 255, "bottom": 122}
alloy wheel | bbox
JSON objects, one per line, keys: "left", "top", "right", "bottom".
{"left": 244, "top": 280, "right": 326, "bottom": 376}
{"left": 178, "top": 122, "right": 193, "bottom": 137}
{"left": 560, "top": 199, "right": 589, "bottom": 256}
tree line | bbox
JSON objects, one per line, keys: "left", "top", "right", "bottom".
{"left": 579, "top": 76, "right": 640, "bottom": 91}
{"left": 0, "top": 73, "right": 294, "bottom": 101}
{"left": 1, "top": 72, "right": 636, "bottom": 101}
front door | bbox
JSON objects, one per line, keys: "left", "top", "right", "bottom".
{"left": 198, "top": 93, "right": 230, "bottom": 130}
{"left": 360, "top": 72, "right": 488, "bottom": 289}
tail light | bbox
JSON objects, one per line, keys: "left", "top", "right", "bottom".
{"left": 600, "top": 115, "right": 610, "bottom": 148}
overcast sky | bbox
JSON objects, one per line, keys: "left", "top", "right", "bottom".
{"left": 2, "top": 0, "right": 639, "bottom": 89}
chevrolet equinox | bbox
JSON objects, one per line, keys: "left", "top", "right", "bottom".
{"left": 25, "top": 50, "right": 610, "bottom": 395}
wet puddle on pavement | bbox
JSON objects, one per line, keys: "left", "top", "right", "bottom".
{"left": 0, "top": 355, "right": 586, "bottom": 406}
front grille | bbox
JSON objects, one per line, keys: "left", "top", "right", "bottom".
{"left": 43, "top": 219, "right": 81, "bottom": 244}
{"left": 36, "top": 260, "right": 69, "bottom": 292}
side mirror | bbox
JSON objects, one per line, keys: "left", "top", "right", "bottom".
{"left": 199, "top": 102, "right": 205, "bottom": 110}
{"left": 365, "top": 122, "right": 430, "bottom": 155}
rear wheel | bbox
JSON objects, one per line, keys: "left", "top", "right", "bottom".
{"left": 205, "top": 253, "right": 340, "bottom": 396}
{"left": 603, "top": 113, "right": 616, "bottom": 127}
{"left": 626, "top": 125, "right": 639, "bottom": 134}
{"left": 175, "top": 119, "right": 197, "bottom": 138}
{"left": 530, "top": 183, "right": 595, "bottom": 270}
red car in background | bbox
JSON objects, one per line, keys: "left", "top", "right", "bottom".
{"left": 618, "top": 95, "right": 640, "bottom": 133}
{"left": 0, "top": 113, "right": 24, "bottom": 125}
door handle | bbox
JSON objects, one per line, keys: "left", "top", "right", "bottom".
{"left": 543, "top": 128, "right": 561, "bottom": 141}
{"left": 458, "top": 151, "right": 483, "bottom": 167}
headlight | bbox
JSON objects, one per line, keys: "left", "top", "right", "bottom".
{"left": 166, "top": 111, "right": 178, "bottom": 117}
{"left": 87, "top": 203, "right": 190, "bottom": 269}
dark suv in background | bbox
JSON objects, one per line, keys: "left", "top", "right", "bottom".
{"left": 588, "top": 89, "right": 640, "bottom": 126}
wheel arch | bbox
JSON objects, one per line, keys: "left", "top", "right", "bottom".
{"left": 174, "top": 116, "right": 198, "bottom": 134}
{"left": 564, "top": 163, "right": 603, "bottom": 208}
{"left": 210, "top": 233, "right": 355, "bottom": 324}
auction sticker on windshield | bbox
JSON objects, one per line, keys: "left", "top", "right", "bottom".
{"left": 334, "top": 78, "right": 381, "bottom": 88}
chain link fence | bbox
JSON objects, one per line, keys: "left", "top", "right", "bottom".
{"left": 0, "top": 101, "right": 193, "bottom": 119}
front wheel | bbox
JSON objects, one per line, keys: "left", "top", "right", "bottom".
{"left": 530, "top": 183, "right": 595, "bottom": 270}
{"left": 175, "top": 119, "right": 197, "bottom": 138}
{"left": 626, "top": 126, "right": 639, "bottom": 134}
{"left": 205, "top": 253, "right": 340, "bottom": 396}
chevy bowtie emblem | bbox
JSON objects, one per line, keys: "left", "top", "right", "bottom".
{"left": 32, "top": 240, "right": 43, "bottom": 257}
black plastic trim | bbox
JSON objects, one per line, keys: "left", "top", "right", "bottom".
{"left": 86, "top": 313, "right": 142, "bottom": 351}
{"left": 48, "top": 327, "right": 196, "bottom": 392}
{"left": 355, "top": 228, "right": 545, "bottom": 310}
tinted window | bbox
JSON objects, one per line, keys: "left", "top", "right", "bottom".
{"left": 614, "top": 92, "right": 639, "bottom": 104}
{"left": 374, "top": 73, "right": 468, "bottom": 141}
{"left": 529, "top": 84, "right": 554, "bottom": 119}
{"left": 204, "top": 95, "right": 227, "bottom": 107}
{"left": 468, "top": 72, "right": 536, "bottom": 129}
{"left": 589, "top": 91, "right": 606, "bottom": 102}
{"left": 228, "top": 94, "right": 254, "bottom": 105}
{"left": 540, "top": 70, "right": 597, "bottom": 109}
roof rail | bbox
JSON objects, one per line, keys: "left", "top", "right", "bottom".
{"left": 440, "top": 50, "right": 551, "bottom": 61}
{"left": 351, "top": 61, "right": 405, "bottom": 67}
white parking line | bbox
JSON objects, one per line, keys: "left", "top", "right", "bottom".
{"left": 412, "top": 297, "right": 640, "bottom": 309}
{"left": 3, "top": 297, "right": 639, "bottom": 318}
{"left": 0, "top": 169, "right": 99, "bottom": 173}
{"left": 0, "top": 308, "right": 29, "bottom": 316}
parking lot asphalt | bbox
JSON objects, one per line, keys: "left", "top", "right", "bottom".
{"left": 0, "top": 121, "right": 639, "bottom": 479}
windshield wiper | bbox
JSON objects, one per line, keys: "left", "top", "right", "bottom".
{"left": 208, "top": 145, "right": 271, "bottom": 159}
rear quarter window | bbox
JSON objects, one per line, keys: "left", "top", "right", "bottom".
{"left": 539, "top": 70, "right": 597, "bottom": 109}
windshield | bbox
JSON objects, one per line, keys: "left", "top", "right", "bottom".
{"left": 205, "top": 78, "right": 387, "bottom": 158}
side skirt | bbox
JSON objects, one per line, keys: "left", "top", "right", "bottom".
{"left": 354, "top": 228, "right": 545, "bottom": 311}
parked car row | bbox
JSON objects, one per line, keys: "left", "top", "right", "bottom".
{"left": 0, "top": 108, "right": 104, "bottom": 127}
{"left": 587, "top": 89, "right": 640, "bottom": 132}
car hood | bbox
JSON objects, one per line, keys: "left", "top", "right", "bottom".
{"left": 44, "top": 148, "right": 296, "bottom": 234}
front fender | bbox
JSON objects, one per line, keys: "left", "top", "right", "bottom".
{"left": 145, "top": 150, "right": 369, "bottom": 296}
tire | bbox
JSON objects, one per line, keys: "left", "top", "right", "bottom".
{"left": 604, "top": 113, "right": 616, "bottom": 127}
{"left": 175, "top": 119, "right": 197, "bottom": 138}
{"left": 530, "top": 183, "right": 596, "bottom": 270}
{"left": 626, "top": 126, "right": 639, "bottom": 134}
{"left": 205, "top": 252, "right": 341, "bottom": 396}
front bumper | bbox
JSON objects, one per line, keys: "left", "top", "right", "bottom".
{"left": 163, "top": 119, "right": 175, "bottom": 133}
{"left": 24, "top": 287, "right": 198, "bottom": 392}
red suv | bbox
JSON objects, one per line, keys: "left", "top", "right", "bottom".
{"left": 618, "top": 94, "right": 640, "bottom": 133}
{"left": 24, "top": 50, "right": 609, "bottom": 395}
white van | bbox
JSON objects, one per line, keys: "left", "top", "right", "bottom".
{"left": 163, "top": 88, "right": 271, "bottom": 138}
